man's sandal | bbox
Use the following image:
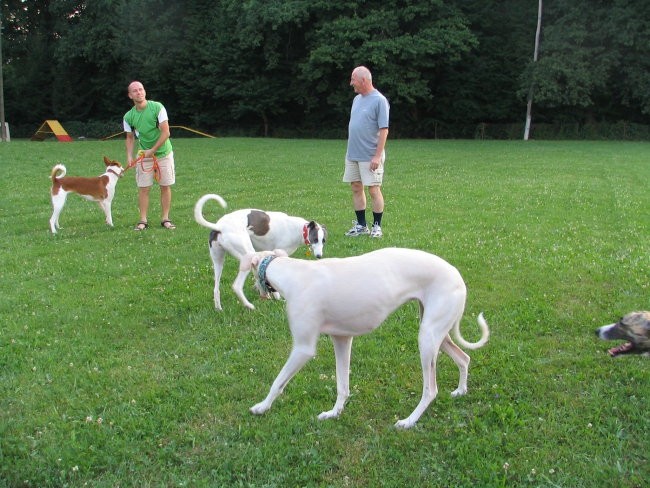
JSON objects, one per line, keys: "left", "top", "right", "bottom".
{"left": 161, "top": 220, "right": 176, "bottom": 230}
{"left": 134, "top": 221, "right": 148, "bottom": 231}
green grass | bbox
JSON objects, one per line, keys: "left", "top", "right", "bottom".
{"left": 1, "top": 138, "right": 648, "bottom": 487}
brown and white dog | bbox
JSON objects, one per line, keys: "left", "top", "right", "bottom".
{"left": 595, "top": 311, "right": 650, "bottom": 357}
{"left": 194, "top": 193, "right": 327, "bottom": 310}
{"left": 49, "top": 156, "right": 125, "bottom": 234}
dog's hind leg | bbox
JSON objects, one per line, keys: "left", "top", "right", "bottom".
{"left": 209, "top": 245, "right": 226, "bottom": 310}
{"left": 396, "top": 300, "right": 462, "bottom": 429}
{"left": 395, "top": 324, "right": 442, "bottom": 429}
{"left": 50, "top": 192, "right": 67, "bottom": 233}
{"left": 250, "top": 341, "right": 317, "bottom": 415}
{"left": 440, "top": 334, "right": 470, "bottom": 397}
{"left": 318, "top": 335, "right": 353, "bottom": 420}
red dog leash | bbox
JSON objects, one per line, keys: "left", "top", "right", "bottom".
{"left": 125, "top": 152, "right": 161, "bottom": 182}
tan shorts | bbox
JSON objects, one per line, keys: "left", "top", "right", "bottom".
{"left": 343, "top": 154, "right": 384, "bottom": 186}
{"left": 135, "top": 152, "right": 175, "bottom": 187}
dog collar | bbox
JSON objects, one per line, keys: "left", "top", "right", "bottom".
{"left": 257, "top": 255, "right": 277, "bottom": 295}
{"left": 107, "top": 168, "right": 124, "bottom": 177}
{"left": 302, "top": 224, "right": 310, "bottom": 245}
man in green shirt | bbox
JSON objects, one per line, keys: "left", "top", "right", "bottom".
{"left": 124, "top": 81, "right": 176, "bottom": 230}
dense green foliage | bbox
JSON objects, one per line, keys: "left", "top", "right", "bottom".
{"left": 2, "top": 0, "right": 649, "bottom": 138}
{"left": 1, "top": 138, "right": 649, "bottom": 486}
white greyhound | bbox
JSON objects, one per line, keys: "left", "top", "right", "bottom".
{"left": 194, "top": 194, "right": 327, "bottom": 310}
{"left": 245, "top": 247, "right": 490, "bottom": 429}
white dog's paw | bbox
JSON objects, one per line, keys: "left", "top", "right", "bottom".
{"left": 317, "top": 409, "right": 340, "bottom": 421}
{"left": 250, "top": 402, "right": 269, "bottom": 415}
{"left": 451, "top": 387, "right": 467, "bottom": 398}
{"left": 394, "top": 418, "right": 416, "bottom": 430}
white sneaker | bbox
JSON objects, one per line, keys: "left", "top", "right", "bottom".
{"left": 345, "top": 221, "right": 370, "bottom": 237}
{"left": 370, "top": 223, "right": 383, "bottom": 238}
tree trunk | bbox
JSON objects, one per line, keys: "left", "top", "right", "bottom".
{"left": 262, "top": 112, "right": 269, "bottom": 137}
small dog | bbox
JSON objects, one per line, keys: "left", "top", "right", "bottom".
{"left": 595, "top": 311, "right": 650, "bottom": 357}
{"left": 194, "top": 193, "right": 327, "bottom": 310}
{"left": 244, "top": 247, "right": 490, "bottom": 429}
{"left": 50, "top": 156, "right": 125, "bottom": 234}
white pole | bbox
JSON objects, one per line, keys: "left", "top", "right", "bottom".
{"left": 0, "top": 11, "right": 7, "bottom": 142}
{"left": 524, "top": 0, "right": 543, "bottom": 141}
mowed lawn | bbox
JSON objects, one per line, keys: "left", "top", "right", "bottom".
{"left": 0, "top": 137, "right": 648, "bottom": 487}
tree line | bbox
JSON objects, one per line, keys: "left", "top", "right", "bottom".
{"left": 2, "top": 0, "right": 649, "bottom": 139}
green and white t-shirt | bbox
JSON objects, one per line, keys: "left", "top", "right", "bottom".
{"left": 123, "top": 100, "right": 173, "bottom": 157}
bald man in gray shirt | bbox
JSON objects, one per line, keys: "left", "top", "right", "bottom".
{"left": 343, "top": 66, "right": 389, "bottom": 238}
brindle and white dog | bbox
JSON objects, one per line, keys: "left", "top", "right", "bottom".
{"left": 194, "top": 193, "right": 327, "bottom": 310}
{"left": 596, "top": 311, "right": 650, "bottom": 357}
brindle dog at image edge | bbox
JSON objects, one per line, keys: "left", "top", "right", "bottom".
{"left": 596, "top": 311, "right": 650, "bottom": 357}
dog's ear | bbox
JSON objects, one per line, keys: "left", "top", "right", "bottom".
{"left": 103, "top": 156, "right": 111, "bottom": 166}
{"left": 273, "top": 249, "right": 289, "bottom": 257}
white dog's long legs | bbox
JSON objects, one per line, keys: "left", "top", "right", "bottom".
{"left": 250, "top": 344, "right": 316, "bottom": 415}
{"left": 318, "top": 335, "right": 353, "bottom": 420}
{"left": 440, "top": 335, "right": 470, "bottom": 397}
{"left": 395, "top": 325, "right": 441, "bottom": 429}
{"left": 210, "top": 246, "right": 226, "bottom": 310}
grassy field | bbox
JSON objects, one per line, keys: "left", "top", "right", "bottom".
{"left": 0, "top": 137, "right": 648, "bottom": 487}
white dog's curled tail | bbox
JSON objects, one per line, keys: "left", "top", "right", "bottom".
{"left": 453, "top": 312, "right": 490, "bottom": 350}
{"left": 194, "top": 193, "right": 228, "bottom": 230}
{"left": 51, "top": 164, "right": 66, "bottom": 181}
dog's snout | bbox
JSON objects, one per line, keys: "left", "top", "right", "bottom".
{"left": 310, "top": 243, "right": 324, "bottom": 260}
{"left": 595, "top": 326, "right": 611, "bottom": 339}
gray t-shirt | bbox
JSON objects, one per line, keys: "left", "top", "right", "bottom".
{"left": 346, "top": 89, "right": 390, "bottom": 161}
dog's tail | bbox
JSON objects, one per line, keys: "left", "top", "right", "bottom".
{"left": 194, "top": 193, "right": 228, "bottom": 231}
{"left": 51, "top": 164, "right": 66, "bottom": 182}
{"left": 453, "top": 312, "right": 490, "bottom": 349}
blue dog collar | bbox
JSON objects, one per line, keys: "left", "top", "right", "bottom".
{"left": 257, "top": 255, "right": 277, "bottom": 295}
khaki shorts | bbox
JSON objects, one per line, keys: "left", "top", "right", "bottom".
{"left": 343, "top": 154, "right": 385, "bottom": 186}
{"left": 135, "top": 152, "right": 175, "bottom": 187}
